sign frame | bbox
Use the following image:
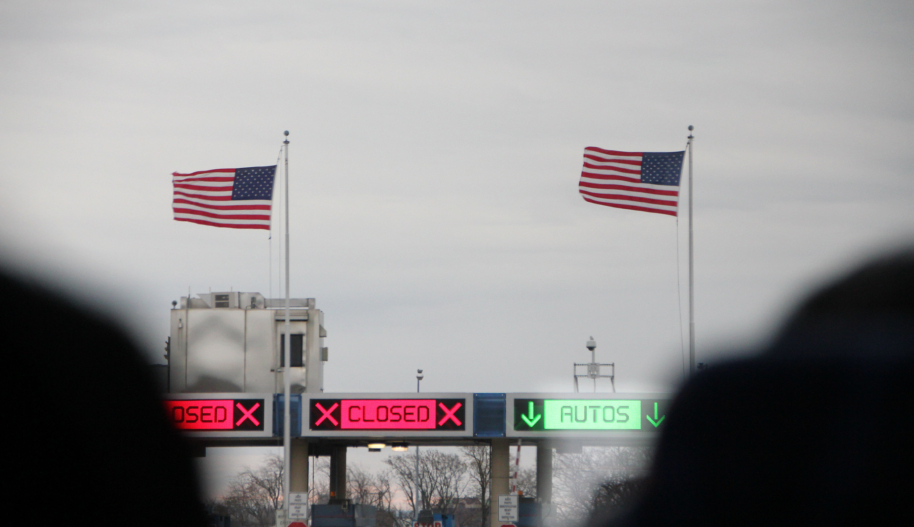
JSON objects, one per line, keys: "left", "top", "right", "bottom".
{"left": 288, "top": 492, "right": 308, "bottom": 520}
{"left": 506, "top": 393, "right": 672, "bottom": 443}
{"left": 302, "top": 393, "right": 474, "bottom": 438}
{"left": 497, "top": 495, "right": 519, "bottom": 522}
{"left": 163, "top": 392, "right": 274, "bottom": 439}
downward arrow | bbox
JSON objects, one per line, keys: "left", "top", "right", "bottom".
{"left": 520, "top": 401, "right": 542, "bottom": 427}
{"left": 646, "top": 402, "right": 665, "bottom": 427}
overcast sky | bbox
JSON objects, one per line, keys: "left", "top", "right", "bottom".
{"left": 2, "top": 0, "right": 913, "bottom": 495}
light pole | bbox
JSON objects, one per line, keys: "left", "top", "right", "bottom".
{"left": 415, "top": 369, "right": 424, "bottom": 518}
{"left": 587, "top": 337, "right": 597, "bottom": 392}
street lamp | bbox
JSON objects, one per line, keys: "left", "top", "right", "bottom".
{"left": 415, "top": 369, "right": 424, "bottom": 519}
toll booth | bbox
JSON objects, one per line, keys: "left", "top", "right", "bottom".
{"left": 413, "top": 510, "right": 454, "bottom": 527}
{"left": 516, "top": 497, "right": 541, "bottom": 527}
{"left": 311, "top": 503, "right": 376, "bottom": 527}
{"left": 204, "top": 505, "right": 231, "bottom": 527}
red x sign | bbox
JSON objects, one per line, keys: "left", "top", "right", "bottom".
{"left": 315, "top": 402, "right": 339, "bottom": 426}
{"left": 235, "top": 402, "right": 261, "bottom": 427}
{"left": 438, "top": 402, "right": 462, "bottom": 426}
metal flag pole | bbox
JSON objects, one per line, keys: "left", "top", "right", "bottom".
{"left": 415, "top": 369, "right": 423, "bottom": 518}
{"left": 282, "top": 130, "right": 292, "bottom": 524}
{"left": 687, "top": 125, "right": 695, "bottom": 375}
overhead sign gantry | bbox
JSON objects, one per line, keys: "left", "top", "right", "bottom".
{"left": 162, "top": 392, "right": 674, "bottom": 444}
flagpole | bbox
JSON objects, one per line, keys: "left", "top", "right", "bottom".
{"left": 282, "top": 130, "right": 292, "bottom": 524}
{"left": 687, "top": 125, "right": 695, "bottom": 376}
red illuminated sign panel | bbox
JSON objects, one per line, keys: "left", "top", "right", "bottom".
{"left": 165, "top": 399, "right": 265, "bottom": 432}
{"left": 311, "top": 399, "right": 465, "bottom": 431}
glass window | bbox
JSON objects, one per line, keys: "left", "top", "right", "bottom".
{"left": 214, "top": 294, "right": 230, "bottom": 308}
{"left": 280, "top": 334, "right": 304, "bottom": 367}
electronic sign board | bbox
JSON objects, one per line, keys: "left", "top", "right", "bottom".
{"left": 507, "top": 394, "right": 672, "bottom": 443}
{"left": 304, "top": 394, "right": 473, "bottom": 438}
{"left": 163, "top": 393, "right": 274, "bottom": 438}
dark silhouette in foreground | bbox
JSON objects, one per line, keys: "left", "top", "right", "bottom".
{"left": 4, "top": 272, "right": 204, "bottom": 527}
{"left": 593, "top": 249, "right": 914, "bottom": 526}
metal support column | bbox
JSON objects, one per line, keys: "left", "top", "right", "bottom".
{"left": 290, "top": 439, "right": 309, "bottom": 500}
{"left": 687, "top": 125, "right": 696, "bottom": 376}
{"left": 490, "top": 439, "right": 510, "bottom": 527}
{"left": 329, "top": 445, "right": 347, "bottom": 501}
{"left": 536, "top": 442, "right": 553, "bottom": 504}
{"left": 281, "top": 131, "right": 292, "bottom": 527}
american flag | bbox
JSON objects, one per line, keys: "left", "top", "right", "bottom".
{"left": 172, "top": 165, "right": 276, "bottom": 230}
{"left": 579, "top": 147, "right": 684, "bottom": 217}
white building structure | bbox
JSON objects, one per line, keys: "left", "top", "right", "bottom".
{"left": 167, "top": 292, "right": 327, "bottom": 394}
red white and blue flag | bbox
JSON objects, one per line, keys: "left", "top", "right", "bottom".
{"left": 579, "top": 147, "right": 684, "bottom": 217}
{"left": 172, "top": 166, "right": 276, "bottom": 230}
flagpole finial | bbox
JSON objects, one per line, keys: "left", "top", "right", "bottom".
{"left": 688, "top": 125, "right": 694, "bottom": 139}
{"left": 283, "top": 130, "right": 290, "bottom": 144}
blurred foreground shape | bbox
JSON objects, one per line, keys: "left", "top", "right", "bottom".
{"left": 598, "top": 249, "right": 914, "bottom": 526}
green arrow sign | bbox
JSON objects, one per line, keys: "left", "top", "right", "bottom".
{"left": 511, "top": 397, "right": 670, "bottom": 434}
{"left": 645, "top": 402, "right": 665, "bottom": 427}
{"left": 543, "top": 400, "right": 642, "bottom": 430}
{"left": 520, "top": 401, "right": 542, "bottom": 427}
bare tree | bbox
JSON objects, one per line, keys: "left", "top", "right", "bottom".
{"left": 586, "top": 477, "right": 648, "bottom": 524}
{"left": 347, "top": 464, "right": 405, "bottom": 527}
{"left": 551, "top": 447, "right": 651, "bottom": 526}
{"left": 348, "top": 463, "right": 376, "bottom": 505}
{"left": 243, "top": 454, "right": 284, "bottom": 512}
{"left": 216, "top": 453, "right": 438, "bottom": 527}
{"left": 347, "top": 464, "right": 396, "bottom": 510}
{"left": 386, "top": 449, "right": 468, "bottom": 516}
{"left": 425, "top": 449, "right": 468, "bottom": 514}
{"left": 386, "top": 452, "right": 419, "bottom": 515}
{"left": 311, "top": 457, "right": 330, "bottom": 505}
{"left": 371, "top": 470, "right": 406, "bottom": 527}
{"left": 515, "top": 466, "right": 537, "bottom": 498}
{"left": 460, "top": 445, "right": 491, "bottom": 527}
{"left": 215, "top": 454, "right": 284, "bottom": 527}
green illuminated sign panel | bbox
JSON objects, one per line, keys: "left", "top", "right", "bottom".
{"left": 513, "top": 398, "right": 669, "bottom": 433}
{"left": 543, "top": 400, "right": 641, "bottom": 430}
